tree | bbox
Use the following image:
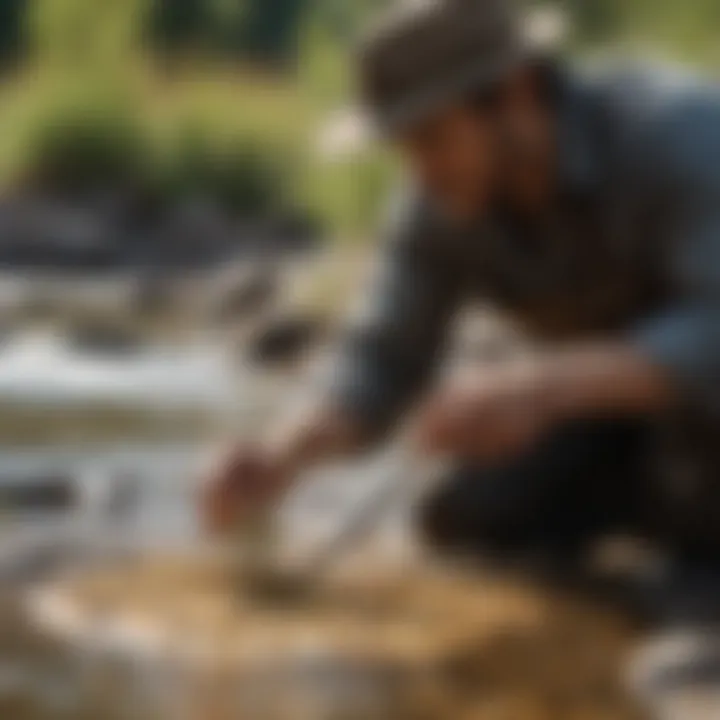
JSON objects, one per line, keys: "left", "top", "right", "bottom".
{"left": 0, "top": 0, "right": 26, "bottom": 69}
{"left": 240, "top": 0, "right": 309, "bottom": 67}
{"left": 148, "top": 0, "right": 207, "bottom": 53}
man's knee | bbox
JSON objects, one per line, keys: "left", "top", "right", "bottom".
{"left": 416, "top": 419, "right": 651, "bottom": 558}
{"left": 417, "top": 487, "right": 467, "bottom": 553}
{"left": 416, "top": 468, "right": 531, "bottom": 556}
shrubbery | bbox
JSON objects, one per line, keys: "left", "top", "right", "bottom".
{"left": 152, "top": 127, "right": 291, "bottom": 217}
{"left": 0, "top": 0, "right": 26, "bottom": 69}
{"left": 18, "top": 96, "right": 295, "bottom": 221}
{"left": 146, "top": 0, "right": 310, "bottom": 68}
{"left": 0, "top": 0, "right": 714, "bottom": 243}
{"left": 22, "top": 104, "right": 150, "bottom": 195}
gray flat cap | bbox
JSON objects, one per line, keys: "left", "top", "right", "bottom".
{"left": 357, "top": 0, "right": 527, "bottom": 135}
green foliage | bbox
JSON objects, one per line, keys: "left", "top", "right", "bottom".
{"left": 0, "top": 0, "right": 26, "bottom": 68}
{"left": 301, "top": 151, "right": 395, "bottom": 242}
{"left": 22, "top": 102, "right": 150, "bottom": 193}
{"left": 154, "top": 127, "right": 290, "bottom": 216}
{"left": 241, "top": 0, "right": 308, "bottom": 67}
{"left": 560, "top": 0, "right": 720, "bottom": 62}
{"left": 562, "top": 0, "right": 626, "bottom": 45}
{"left": 206, "top": 0, "right": 248, "bottom": 57}
{"left": 17, "top": 95, "right": 302, "bottom": 218}
{"left": 620, "top": 0, "right": 720, "bottom": 65}
{"left": 147, "top": 0, "right": 206, "bottom": 53}
{"left": 31, "top": 0, "right": 144, "bottom": 74}
{"left": 147, "top": 0, "right": 311, "bottom": 66}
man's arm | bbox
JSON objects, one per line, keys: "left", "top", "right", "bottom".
{"left": 626, "top": 95, "right": 720, "bottom": 418}
{"left": 543, "top": 344, "right": 676, "bottom": 417}
{"left": 203, "top": 195, "right": 463, "bottom": 531}
{"left": 414, "top": 344, "right": 674, "bottom": 460}
{"left": 417, "top": 95, "right": 720, "bottom": 459}
{"left": 551, "top": 95, "right": 720, "bottom": 421}
{"left": 271, "top": 199, "right": 463, "bottom": 462}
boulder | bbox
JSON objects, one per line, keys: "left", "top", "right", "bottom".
{"left": 246, "top": 313, "right": 325, "bottom": 367}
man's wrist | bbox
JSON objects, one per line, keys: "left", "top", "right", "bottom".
{"left": 264, "top": 404, "right": 362, "bottom": 477}
{"left": 535, "top": 344, "right": 674, "bottom": 420}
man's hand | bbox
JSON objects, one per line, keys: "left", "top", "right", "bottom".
{"left": 413, "top": 345, "right": 674, "bottom": 461}
{"left": 200, "top": 405, "right": 365, "bottom": 536}
{"left": 200, "top": 444, "right": 292, "bottom": 535}
{"left": 413, "top": 362, "right": 558, "bottom": 460}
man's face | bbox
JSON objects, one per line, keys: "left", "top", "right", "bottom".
{"left": 394, "top": 104, "right": 498, "bottom": 223}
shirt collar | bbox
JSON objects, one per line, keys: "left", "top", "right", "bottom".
{"left": 553, "top": 64, "right": 607, "bottom": 198}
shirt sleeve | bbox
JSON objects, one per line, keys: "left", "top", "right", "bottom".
{"left": 631, "top": 94, "right": 720, "bottom": 412}
{"left": 328, "top": 193, "right": 464, "bottom": 440}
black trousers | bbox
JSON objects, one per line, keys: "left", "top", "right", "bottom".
{"left": 418, "top": 416, "right": 720, "bottom": 623}
{"left": 419, "top": 418, "right": 653, "bottom": 559}
{"left": 418, "top": 418, "right": 720, "bottom": 707}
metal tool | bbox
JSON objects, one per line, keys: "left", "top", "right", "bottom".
{"left": 240, "top": 448, "right": 445, "bottom": 605}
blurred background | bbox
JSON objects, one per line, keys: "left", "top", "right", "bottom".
{"left": 0, "top": 1, "right": 714, "bottom": 718}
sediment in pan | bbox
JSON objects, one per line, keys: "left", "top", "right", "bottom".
{"left": 29, "top": 554, "right": 646, "bottom": 720}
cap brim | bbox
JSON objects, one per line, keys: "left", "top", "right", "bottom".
{"left": 316, "top": 54, "right": 512, "bottom": 162}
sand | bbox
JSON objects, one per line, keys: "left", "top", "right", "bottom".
{"left": 30, "top": 554, "right": 648, "bottom": 719}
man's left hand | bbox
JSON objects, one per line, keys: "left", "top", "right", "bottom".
{"left": 413, "top": 361, "right": 559, "bottom": 461}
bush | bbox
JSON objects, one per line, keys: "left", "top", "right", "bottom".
{"left": 147, "top": 0, "right": 309, "bottom": 67}
{"left": 0, "top": 0, "right": 27, "bottom": 70}
{"left": 147, "top": 0, "right": 207, "bottom": 54}
{"left": 152, "top": 127, "right": 291, "bottom": 217}
{"left": 31, "top": 0, "right": 144, "bottom": 74}
{"left": 240, "top": 0, "right": 308, "bottom": 68}
{"left": 22, "top": 103, "right": 150, "bottom": 194}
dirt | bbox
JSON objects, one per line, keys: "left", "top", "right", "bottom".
{"left": 30, "top": 554, "right": 648, "bottom": 720}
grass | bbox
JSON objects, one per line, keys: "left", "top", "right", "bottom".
{"left": 0, "top": 48, "right": 394, "bottom": 240}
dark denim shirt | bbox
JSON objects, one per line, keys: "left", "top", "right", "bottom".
{"left": 332, "top": 62, "right": 720, "bottom": 438}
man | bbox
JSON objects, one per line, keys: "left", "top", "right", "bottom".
{"left": 204, "top": 0, "right": 720, "bottom": 711}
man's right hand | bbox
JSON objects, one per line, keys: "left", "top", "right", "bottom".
{"left": 200, "top": 405, "right": 364, "bottom": 536}
{"left": 200, "top": 444, "right": 292, "bottom": 536}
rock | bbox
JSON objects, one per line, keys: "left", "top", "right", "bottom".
{"left": 209, "top": 265, "right": 277, "bottom": 325}
{"left": 0, "top": 476, "right": 77, "bottom": 513}
{"left": 235, "top": 211, "right": 322, "bottom": 257}
{"left": 246, "top": 314, "right": 326, "bottom": 367}
{"left": 128, "top": 274, "right": 173, "bottom": 317}
{"left": 103, "top": 472, "right": 141, "bottom": 521}
{"left": 150, "top": 197, "right": 235, "bottom": 269}
{"left": 262, "top": 212, "right": 322, "bottom": 254}
{"left": 0, "top": 199, "right": 122, "bottom": 272}
{"left": 67, "top": 322, "right": 142, "bottom": 356}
